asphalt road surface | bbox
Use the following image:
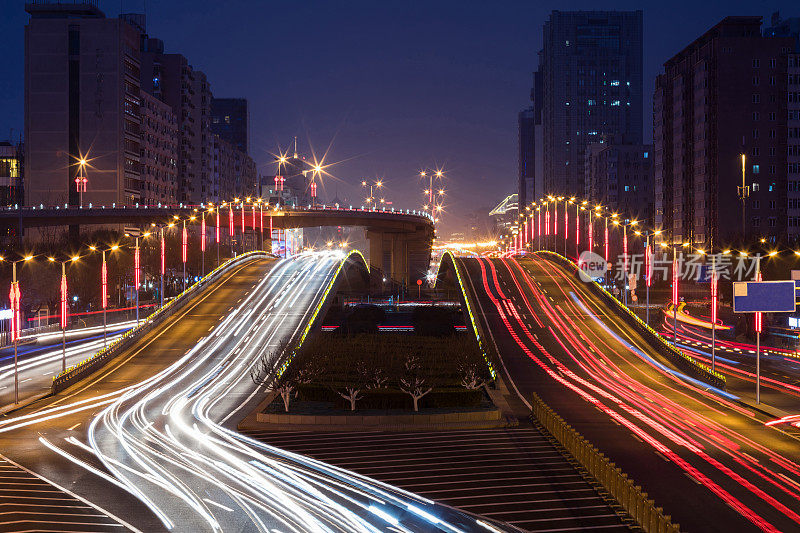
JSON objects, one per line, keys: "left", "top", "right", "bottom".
{"left": 243, "top": 428, "right": 634, "bottom": 532}
{"left": 459, "top": 254, "right": 800, "bottom": 533}
{"left": 0, "top": 325, "right": 131, "bottom": 413}
{"left": 1, "top": 252, "right": 514, "bottom": 532}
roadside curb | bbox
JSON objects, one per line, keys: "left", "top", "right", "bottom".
{"left": 0, "top": 391, "right": 50, "bottom": 417}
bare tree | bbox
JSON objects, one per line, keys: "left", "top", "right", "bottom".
{"left": 458, "top": 361, "right": 488, "bottom": 392}
{"left": 399, "top": 354, "right": 433, "bottom": 412}
{"left": 367, "top": 367, "right": 388, "bottom": 390}
{"left": 250, "top": 338, "right": 300, "bottom": 413}
{"left": 328, "top": 355, "right": 369, "bottom": 411}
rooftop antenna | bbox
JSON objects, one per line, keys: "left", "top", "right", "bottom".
{"left": 293, "top": 136, "right": 298, "bottom": 158}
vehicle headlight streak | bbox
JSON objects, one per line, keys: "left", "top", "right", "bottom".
{"left": 32, "top": 252, "right": 488, "bottom": 532}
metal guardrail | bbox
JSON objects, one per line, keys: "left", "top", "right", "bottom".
{"left": 51, "top": 251, "right": 272, "bottom": 393}
{"left": 531, "top": 393, "right": 680, "bottom": 533}
{"left": 535, "top": 251, "right": 726, "bottom": 389}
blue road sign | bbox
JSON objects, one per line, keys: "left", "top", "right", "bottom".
{"left": 733, "top": 281, "right": 797, "bottom": 313}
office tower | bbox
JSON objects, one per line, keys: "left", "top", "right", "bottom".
{"left": 538, "top": 10, "right": 643, "bottom": 199}
{"left": 654, "top": 17, "right": 793, "bottom": 246}
{"left": 25, "top": 2, "right": 143, "bottom": 207}
{"left": 211, "top": 98, "right": 248, "bottom": 154}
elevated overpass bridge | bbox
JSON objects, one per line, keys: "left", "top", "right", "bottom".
{"left": 0, "top": 204, "right": 434, "bottom": 285}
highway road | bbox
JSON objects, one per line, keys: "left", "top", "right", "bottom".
{"left": 0, "top": 324, "right": 133, "bottom": 413}
{"left": 1, "top": 251, "right": 511, "bottom": 532}
{"left": 459, "top": 253, "right": 800, "bottom": 532}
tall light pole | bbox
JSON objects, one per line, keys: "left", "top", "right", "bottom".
{"left": 755, "top": 253, "right": 762, "bottom": 404}
{"left": 89, "top": 245, "right": 119, "bottom": 349}
{"left": 362, "top": 179, "right": 384, "bottom": 208}
{"left": 48, "top": 255, "right": 79, "bottom": 372}
{"left": 1, "top": 254, "right": 33, "bottom": 404}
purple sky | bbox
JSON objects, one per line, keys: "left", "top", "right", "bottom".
{"left": 1, "top": 0, "right": 797, "bottom": 236}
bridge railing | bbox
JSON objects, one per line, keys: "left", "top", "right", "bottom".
{"left": 51, "top": 250, "right": 273, "bottom": 393}
{"left": 531, "top": 393, "right": 681, "bottom": 533}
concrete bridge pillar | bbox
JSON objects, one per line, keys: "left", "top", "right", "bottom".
{"left": 367, "top": 230, "right": 432, "bottom": 287}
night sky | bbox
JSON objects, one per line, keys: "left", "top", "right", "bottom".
{"left": 1, "top": 0, "right": 797, "bottom": 236}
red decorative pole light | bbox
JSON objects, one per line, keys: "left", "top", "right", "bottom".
{"left": 9, "top": 281, "right": 20, "bottom": 343}
{"left": 588, "top": 213, "right": 593, "bottom": 253}
{"left": 60, "top": 268, "right": 67, "bottom": 329}
{"left": 604, "top": 220, "right": 609, "bottom": 263}
{"left": 201, "top": 214, "right": 206, "bottom": 252}
{"left": 160, "top": 229, "right": 165, "bottom": 308}
{"left": 181, "top": 221, "right": 188, "bottom": 292}
{"left": 228, "top": 205, "right": 234, "bottom": 238}
{"left": 216, "top": 209, "right": 220, "bottom": 243}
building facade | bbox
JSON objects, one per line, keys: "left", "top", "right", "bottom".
{"left": 654, "top": 17, "right": 793, "bottom": 247}
{"left": 538, "top": 10, "right": 643, "bottom": 199}
{"left": 139, "top": 90, "right": 178, "bottom": 205}
{"left": 585, "top": 141, "right": 653, "bottom": 226}
{"left": 765, "top": 14, "right": 800, "bottom": 243}
{"left": 212, "top": 135, "right": 256, "bottom": 202}
{"left": 25, "top": 2, "right": 143, "bottom": 207}
{"left": 0, "top": 141, "right": 23, "bottom": 206}
{"left": 211, "top": 98, "right": 248, "bottom": 154}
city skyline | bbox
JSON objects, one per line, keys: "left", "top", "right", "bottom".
{"left": 2, "top": 1, "right": 800, "bottom": 235}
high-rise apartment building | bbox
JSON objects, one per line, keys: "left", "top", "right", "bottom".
{"left": 140, "top": 39, "right": 200, "bottom": 204}
{"left": 654, "top": 17, "right": 793, "bottom": 247}
{"left": 211, "top": 98, "right": 248, "bottom": 154}
{"left": 585, "top": 141, "right": 653, "bottom": 226}
{"left": 24, "top": 2, "right": 143, "bottom": 207}
{"left": 139, "top": 90, "right": 178, "bottom": 205}
{"left": 537, "top": 10, "right": 643, "bottom": 199}
{"left": 765, "top": 14, "right": 800, "bottom": 243}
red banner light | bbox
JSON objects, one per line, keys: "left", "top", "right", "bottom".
{"left": 588, "top": 217, "right": 593, "bottom": 252}
{"left": 216, "top": 210, "right": 220, "bottom": 243}
{"left": 160, "top": 234, "right": 165, "bottom": 275}
{"left": 9, "top": 282, "right": 20, "bottom": 342}
{"left": 201, "top": 216, "right": 206, "bottom": 252}
{"left": 101, "top": 260, "right": 107, "bottom": 310}
{"left": 182, "top": 225, "right": 187, "bottom": 264}
{"left": 229, "top": 206, "right": 234, "bottom": 237}
{"left": 134, "top": 247, "right": 140, "bottom": 288}
{"left": 672, "top": 254, "right": 679, "bottom": 306}
{"left": 645, "top": 245, "right": 652, "bottom": 287}
{"left": 60, "top": 274, "right": 68, "bottom": 329}
{"left": 604, "top": 225, "right": 609, "bottom": 262}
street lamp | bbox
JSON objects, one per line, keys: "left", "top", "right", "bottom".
{"left": 48, "top": 255, "right": 79, "bottom": 372}
{"left": 89, "top": 245, "right": 119, "bottom": 349}
{"left": 362, "top": 179, "right": 384, "bottom": 208}
{"left": 1, "top": 254, "right": 33, "bottom": 404}
{"left": 75, "top": 158, "right": 88, "bottom": 208}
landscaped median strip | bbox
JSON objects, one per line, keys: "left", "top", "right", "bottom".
{"left": 435, "top": 250, "right": 497, "bottom": 379}
{"left": 531, "top": 392, "right": 681, "bottom": 533}
{"left": 275, "top": 250, "right": 370, "bottom": 379}
{"left": 51, "top": 250, "right": 273, "bottom": 393}
{"left": 534, "top": 250, "right": 726, "bottom": 388}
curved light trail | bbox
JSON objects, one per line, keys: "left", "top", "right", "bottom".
{"left": 468, "top": 254, "right": 800, "bottom": 532}
{"left": 4, "top": 252, "right": 510, "bottom": 532}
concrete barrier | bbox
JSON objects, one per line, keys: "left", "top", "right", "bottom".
{"left": 51, "top": 251, "right": 272, "bottom": 393}
{"left": 531, "top": 393, "right": 681, "bottom": 533}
